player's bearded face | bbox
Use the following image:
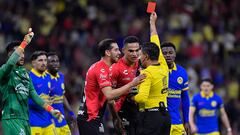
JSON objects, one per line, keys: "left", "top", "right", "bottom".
{"left": 124, "top": 43, "right": 140, "bottom": 64}
{"left": 162, "top": 47, "right": 176, "bottom": 64}
{"left": 33, "top": 55, "right": 47, "bottom": 72}
{"left": 110, "top": 43, "right": 121, "bottom": 63}
{"left": 17, "top": 52, "right": 25, "bottom": 66}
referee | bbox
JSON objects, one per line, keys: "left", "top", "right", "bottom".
{"left": 131, "top": 42, "right": 171, "bottom": 135}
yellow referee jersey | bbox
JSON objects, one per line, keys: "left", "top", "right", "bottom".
{"left": 134, "top": 34, "right": 169, "bottom": 110}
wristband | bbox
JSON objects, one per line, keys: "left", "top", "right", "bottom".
{"left": 19, "top": 41, "right": 27, "bottom": 49}
{"left": 45, "top": 105, "right": 54, "bottom": 112}
{"left": 227, "top": 128, "right": 232, "bottom": 132}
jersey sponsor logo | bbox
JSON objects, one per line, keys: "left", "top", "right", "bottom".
{"left": 100, "top": 68, "right": 105, "bottom": 73}
{"left": 211, "top": 101, "right": 217, "bottom": 107}
{"left": 168, "top": 89, "right": 181, "bottom": 98}
{"left": 199, "top": 109, "right": 215, "bottom": 117}
{"left": 123, "top": 70, "right": 128, "bottom": 75}
{"left": 15, "top": 83, "right": 29, "bottom": 96}
{"left": 100, "top": 73, "right": 108, "bottom": 80}
{"left": 177, "top": 77, "right": 183, "bottom": 84}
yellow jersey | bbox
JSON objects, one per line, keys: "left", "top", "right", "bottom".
{"left": 134, "top": 34, "right": 169, "bottom": 110}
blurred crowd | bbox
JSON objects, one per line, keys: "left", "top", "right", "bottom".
{"left": 0, "top": 0, "right": 240, "bottom": 134}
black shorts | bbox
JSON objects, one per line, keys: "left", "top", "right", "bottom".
{"left": 77, "top": 116, "right": 104, "bottom": 135}
{"left": 118, "top": 100, "right": 139, "bottom": 135}
{"left": 137, "top": 108, "right": 171, "bottom": 135}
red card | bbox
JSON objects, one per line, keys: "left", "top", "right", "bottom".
{"left": 147, "top": 2, "right": 156, "bottom": 13}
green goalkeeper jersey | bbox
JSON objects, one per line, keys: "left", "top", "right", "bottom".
{"left": 0, "top": 53, "right": 45, "bottom": 121}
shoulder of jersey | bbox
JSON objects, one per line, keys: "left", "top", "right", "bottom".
{"left": 193, "top": 92, "right": 201, "bottom": 98}
{"left": 58, "top": 72, "right": 64, "bottom": 77}
{"left": 176, "top": 64, "right": 187, "bottom": 72}
{"left": 214, "top": 93, "right": 222, "bottom": 99}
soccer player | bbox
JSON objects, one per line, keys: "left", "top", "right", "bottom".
{"left": 77, "top": 38, "right": 145, "bottom": 135}
{"left": 131, "top": 42, "right": 170, "bottom": 135}
{"left": 162, "top": 42, "right": 190, "bottom": 135}
{"left": 189, "top": 79, "right": 232, "bottom": 135}
{"left": 109, "top": 36, "right": 141, "bottom": 135}
{"left": 0, "top": 30, "right": 63, "bottom": 135}
{"left": 29, "top": 51, "right": 56, "bottom": 135}
{"left": 150, "top": 12, "right": 191, "bottom": 135}
{"left": 47, "top": 52, "right": 78, "bottom": 135}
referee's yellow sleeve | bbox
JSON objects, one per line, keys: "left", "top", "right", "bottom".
{"left": 150, "top": 35, "right": 168, "bottom": 69}
{"left": 134, "top": 70, "right": 152, "bottom": 104}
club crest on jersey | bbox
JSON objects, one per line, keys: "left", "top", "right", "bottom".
{"left": 211, "top": 101, "right": 217, "bottom": 107}
{"left": 177, "top": 77, "right": 183, "bottom": 84}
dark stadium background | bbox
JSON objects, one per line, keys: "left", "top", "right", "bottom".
{"left": 0, "top": 0, "right": 239, "bottom": 134}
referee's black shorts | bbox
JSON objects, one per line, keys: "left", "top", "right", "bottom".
{"left": 77, "top": 116, "right": 104, "bottom": 135}
{"left": 118, "top": 99, "right": 139, "bottom": 135}
{"left": 137, "top": 108, "right": 171, "bottom": 135}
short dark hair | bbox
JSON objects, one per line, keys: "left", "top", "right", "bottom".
{"left": 141, "top": 42, "right": 159, "bottom": 61}
{"left": 47, "top": 52, "right": 58, "bottom": 57}
{"left": 123, "top": 36, "right": 139, "bottom": 47}
{"left": 6, "top": 41, "right": 21, "bottom": 54}
{"left": 30, "top": 51, "right": 47, "bottom": 61}
{"left": 98, "top": 38, "right": 117, "bottom": 57}
{"left": 200, "top": 78, "right": 213, "bottom": 85}
{"left": 161, "top": 42, "right": 176, "bottom": 51}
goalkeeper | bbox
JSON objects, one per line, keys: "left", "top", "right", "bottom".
{"left": 0, "top": 28, "right": 63, "bottom": 135}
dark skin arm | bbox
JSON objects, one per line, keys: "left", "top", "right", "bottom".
{"left": 107, "top": 100, "right": 126, "bottom": 135}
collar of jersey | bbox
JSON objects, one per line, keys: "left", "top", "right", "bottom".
{"left": 31, "top": 68, "right": 47, "bottom": 77}
{"left": 200, "top": 91, "right": 214, "bottom": 98}
{"left": 169, "top": 63, "right": 177, "bottom": 73}
{"left": 122, "top": 57, "right": 137, "bottom": 67}
{"left": 46, "top": 70, "right": 60, "bottom": 80}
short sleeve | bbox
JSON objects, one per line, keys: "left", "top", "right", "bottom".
{"left": 191, "top": 95, "right": 198, "bottom": 107}
{"left": 217, "top": 96, "right": 224, "bottom": 109}
{"left": 182, "top": 69, "right": 189, "bottom": 91}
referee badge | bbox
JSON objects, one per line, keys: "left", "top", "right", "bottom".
{"left": 211, "top": 101, "right": 217, "bottom": 107}
{"left": 177, "top": 77, "right": 183, "bottom": 84}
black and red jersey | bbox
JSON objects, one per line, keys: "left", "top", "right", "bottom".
{"left": 79, "top": 59, "right": 112, "bottom": 121}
